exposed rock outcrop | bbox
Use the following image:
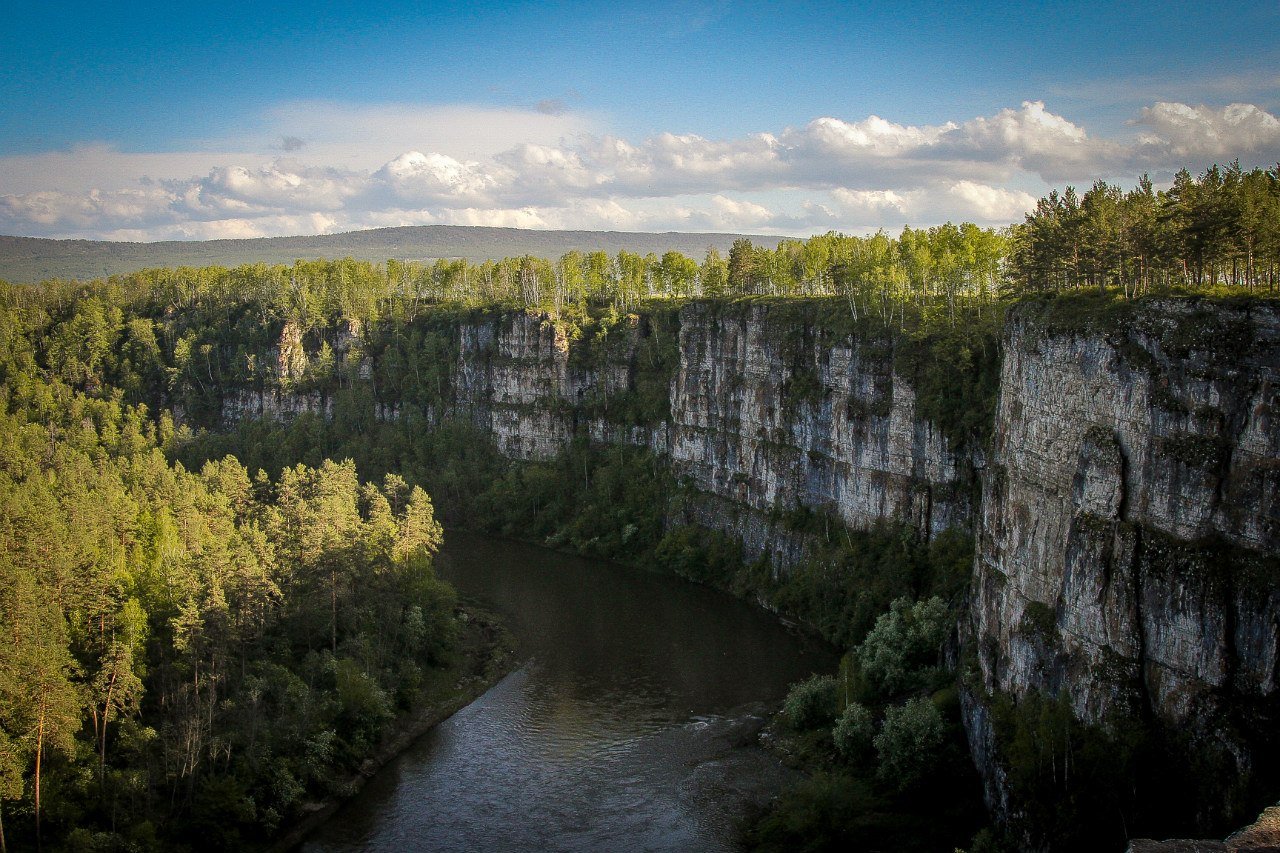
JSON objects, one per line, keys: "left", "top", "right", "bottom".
{"left": 1127, "top": 801, "right": 1280, "bottom": 852}
{"left": 445, "top": 304, "right": 974, "bottom": 564}
{"left": 964, "top": 299, "right": 1280, "bottom": 827}
{"left": 667, "top": 303, "right": 968, "bottom": 550}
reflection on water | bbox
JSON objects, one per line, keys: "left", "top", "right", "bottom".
{"left": 302, "top": 532, "right": 835, "bottom": 852}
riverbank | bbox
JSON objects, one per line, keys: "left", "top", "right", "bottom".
{"left": 269, "top": 606, "right": 517, "bottom": 852}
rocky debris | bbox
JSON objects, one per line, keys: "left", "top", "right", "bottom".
{"left": 1227, "top": 804, "right": 1280, "bottom": 851}
{"left": 1127, "top": 802, "right": 1280, "bottom": 852}
{"left": 1127, "top": 841, "right": 1226, "bottom": 852}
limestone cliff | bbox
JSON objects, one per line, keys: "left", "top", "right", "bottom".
{"left": 439, "top": 304, "right": 974, "bottom": 566}
{"left": 964, "top": 298, "right": 1280, "bottom": 828}
{"left": 669, "top": 303, "right": 965, "bottom": 531}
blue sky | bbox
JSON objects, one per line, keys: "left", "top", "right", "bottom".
{"left": 2, "top": 0, "right": 1278, "bottom": 239}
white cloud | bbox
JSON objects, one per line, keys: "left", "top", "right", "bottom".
{"left": 945, "top": 181, "right": 1039, "bottom": 222}
{"left": 183, "top": 162, "right": 363, "bottom": 213}
{"left": 0, "top": 146, "right": 258, "bottom": 195}
{"left": 374, "top": 151, "right": 499, "bottom": 204}
{"left": 3, "top": 99, "right": 1278, "bottom": 240}
{"left": 254, "top": 101, "right": 596, "bottom": 169}
{"left": 1134, "top": 102, "right": 1280, "bottom": 160}
{"left": 831, "top": 188, "right": 916, "bottom": 217}
{"left": 792, "top": 115, "right": 954, "bottom": 157}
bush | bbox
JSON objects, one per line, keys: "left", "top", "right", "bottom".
{"left": 873, "top": 697, "right": 945, "bottom": 792}
{"left": 784, "top": 674, "right": 840, "bottom": 731}
{"left": 333, "top": 657, "right": 393, "bottom": 741}
{"left": 857, "top": 596, "right": 949, "bottom": 696}
{"left": 833, "top": 702, "right": 875, "bottom": 762}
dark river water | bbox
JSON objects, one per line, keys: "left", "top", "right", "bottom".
{"left": 302, "top": 532, "right": 836, "bottom": 852}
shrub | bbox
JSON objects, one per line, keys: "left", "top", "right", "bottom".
{"left": 873, "top": 697, "right": 946, "bottom": 792}
{"left": 833, "top": 702, "right": 875, "bottom": 762}
{"left": 784, "top": 674, "right": 840, "bottom": 731}
{"left": 857, "top": 596, "right": 950, "bottom": 696}
{"left": 333, "top": 657, "right": 393, "bottom": 741}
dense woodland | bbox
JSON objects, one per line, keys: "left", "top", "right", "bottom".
{"left": 1, "top": 162, "right": 1278, "bottom": 851}
{"left": 11, "top": 163, "right": 1272, "bottom": 353}
{"left": 1009, "top": 163, "right": 1280, "bottom": 295}
{"left": 0, "top": 298, "right": 458, "bottom": 850}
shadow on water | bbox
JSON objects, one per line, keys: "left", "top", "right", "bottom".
{"left": 303, "top": 532, "right": 836, "bottom": 852}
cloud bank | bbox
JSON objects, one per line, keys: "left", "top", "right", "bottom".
{"left": 3, "top": 100, "right": 1279, "bottom": 241}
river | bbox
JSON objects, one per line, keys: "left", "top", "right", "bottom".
{"left": 301, "top": 532, "right": 836, "bottom": 852}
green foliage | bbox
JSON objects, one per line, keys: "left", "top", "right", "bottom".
{"left": 572, "top": 306, "right": 682, "bottom": 426}
{"left": 5, "top": 159, "right": 1271, "bottom": 850}
{"left": 873, "top": 697, "right": 946, "bottom": 792}
{"left": 748, "top": 577, "right": 981, "bottom": 850}
{"left": 654, "top": 526, "right": 744, "bottom": 585}
{"left": 783, "top": 675, "right": 840, "bottom": 731}
{"left": 746, "top": 685, "right": 986, "bottom": 851}
{"left": 763, "top": 525, "right": 973, "bottom": 650}
{"left": 831, "top": 702, "right": 874, "bottom": 762}
{"left": 741, "top": 773, "right": 886, "bottom": 853}
{"left": 1159, "top": 433, "right": 1230, "bottom": 469}
{"left": 0, "top": 326, "right": 460, "bottom": 850}
{"left": 1018, "top": 601, "right": 1057, "bottom": 643}
{"left": 981, "top": 683, "right": 1280, "bottom": 850}
{"left": 476, "top": 441, "right": 673, "bottom": 560}
{"left": 894, "top": 309, "right": 1004, "bottom": 452}
{"left": 1008, "top": 163, "right": 1280, "bottom": 296}
{"left": 856, "top": 596, "right": 950, "bottom": 696}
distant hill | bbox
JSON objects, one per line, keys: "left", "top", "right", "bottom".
{"left": 0, "top": 226, "right": 791, "bottom": 284}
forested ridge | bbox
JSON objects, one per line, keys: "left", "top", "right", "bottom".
{"left": 0, "top": 227, "right": 789, "bottom": 288}
{"left": 1, "top": 162, "right": 1278, "bottom": 852}
{"left": 12, "top": 162, "right": 1277, "bottom": 328}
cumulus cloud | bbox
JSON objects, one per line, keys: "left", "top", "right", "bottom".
{"left": 1133, "top": 102, "right": 1280, "bottom": 160}
{"left": 3, "top": 99, "right": 1278, "bottom": 240}
{"left": 831, "top": 188, "right": 916, "bottom": 218}
{"left": 945, "top": 181, "right": 1040, "bottom": 222}
{"left": 793, "top": 115, "right": 954, "bottom": 158}
{"left": 373, "top": 151, "right": 499, "bottom": 205}
{"left": 183, "top": 162, "right": 363, "bottom": 213}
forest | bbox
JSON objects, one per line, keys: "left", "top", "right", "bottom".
{"left": 0, "top": 297, "right": 461, "bottom": 850}
{"left": 1, "top": 162, "right": 1278, "bottom": 851}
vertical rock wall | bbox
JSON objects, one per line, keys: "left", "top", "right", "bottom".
{"left": 964, "top": 299, "right": 1280, "bottom": 823}
{"left": 442, "top": 303, "right": 975, "bottom": 565}
{"left": 667, "top": 302, "right": 968, "bottom": 544}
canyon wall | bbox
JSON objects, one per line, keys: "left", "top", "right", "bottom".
{"left": 964, "top": 298, "right": 1280, "bottom": 826}
{"left": 437, "top": 304, "right": 974, "bottom": 566}
{"left": 217, "top": 296, "right": 1280, "bottom": 829}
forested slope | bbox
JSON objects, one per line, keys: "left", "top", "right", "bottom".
{"left": 0, "top": 291, "right": 460, "bottom": 850}
{"left": 0, "top": 226, "right": 786, "bottom": 285}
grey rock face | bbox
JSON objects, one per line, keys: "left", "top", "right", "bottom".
{"left": 452, "top": 311, "right": 646, "bottom": 460}
{"left": 207, "top": 297, "right": 1280, "bottom": 831}
{"left": 965, "top": 299, "right": 1280, "bottom": 821}
{"left": 667, "top": 303, "right": 968, "bottom": 548}
{"left": 445, "top": 303, "right": 972, "bottom": 564}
